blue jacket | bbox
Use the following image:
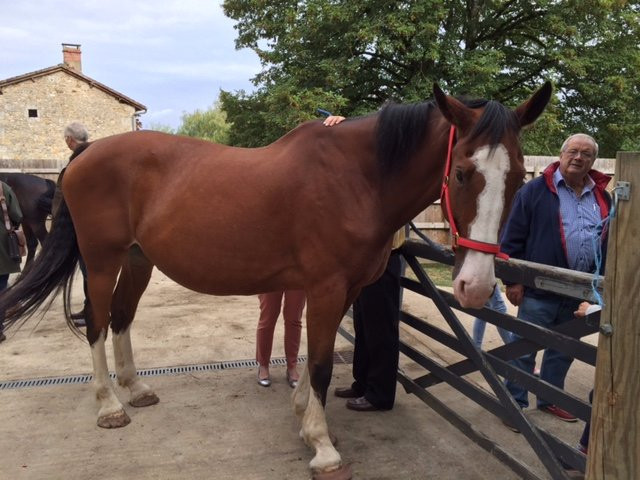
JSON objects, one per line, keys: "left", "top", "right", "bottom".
{"left": 501, "top": 162, "right": 611, "bottom": 298}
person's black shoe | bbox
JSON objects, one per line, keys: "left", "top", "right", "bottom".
{"left": 0, "top": 332, "right": 6, "bottom": 343}
{"left": 346, "top": 396, "right": 380, "bottom": 412}
{"left": 70, "top": 311, "right": 85, "bottom": 320}
{"left": 334, "top": 387, "right": 360, "bottom": 398}
{"left": 73, "top": 317, "right": 86, "bottom": 328}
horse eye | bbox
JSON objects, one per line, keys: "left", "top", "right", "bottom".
{"left": 455, "top": 169, "right": 464, "bottom": 184}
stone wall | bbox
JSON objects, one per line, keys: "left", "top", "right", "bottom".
{"left": 0, "top": 71, "right": 137, "bottom": 167}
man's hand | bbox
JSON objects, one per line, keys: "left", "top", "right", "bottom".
{"left": 574, "top": 301, "right": 591, "bottom": 317}
{"left": 574, "top": 301, "right": 601, "bottom": 317}
{"left": 505, "top": 284, "right": 524, "bottom": 306}
{"left": 323, "top": 115, "right": 345, "bottom": 127}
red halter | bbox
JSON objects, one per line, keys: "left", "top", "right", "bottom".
{"left": 440, "top": 126, "right": 509, "bottom": 260}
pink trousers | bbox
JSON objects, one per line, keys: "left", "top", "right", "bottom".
{"left": 256, "top": 290, "right": 306, "bottom": 370}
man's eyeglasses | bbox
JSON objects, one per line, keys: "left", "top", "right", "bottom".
{"left": 563, "top": 149, "right": 595, "bottom": 160}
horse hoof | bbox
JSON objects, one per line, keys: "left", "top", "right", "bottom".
{"left": 97, "top": 410, "right": 131, "bottom": 428}
{"left": 312, "top": 464, "right": 352, "bottom": 480}
{"left": 129, "top": 392, "right": 159, "bottom": 408}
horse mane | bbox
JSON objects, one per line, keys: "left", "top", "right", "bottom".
{"left": 375, "top": 101, "right": 436, "bottom": 172}
{"left": 375, "top": 97, "right": 520, "bottom": 172}
{"left": 465, "top": 99, "right": 521, "bottom": 146}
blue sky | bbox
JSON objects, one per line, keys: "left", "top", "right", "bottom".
{"left": 0, "top": 0, "right": 261, "bottom": 129}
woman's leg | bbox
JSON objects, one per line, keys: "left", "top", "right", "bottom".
{"left": 282, "top": 289, "right": 306, "bottom": 380}
{"left": 256, "top": 291, "right": 284, "bottom": 379}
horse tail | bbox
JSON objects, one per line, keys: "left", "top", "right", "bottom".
{"left": 0, "top": 198, "right": 80, "bottom": 331}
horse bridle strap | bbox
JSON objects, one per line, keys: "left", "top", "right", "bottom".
{"left": 440, "top": 126, "right": 509, "bottom": 260}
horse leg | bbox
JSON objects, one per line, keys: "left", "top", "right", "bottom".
{"left": 84, "top": 250, "right": 131, "bottom": 428}
{"left": 32, "top": 214, "right": 50, "bottom": 246}
{"left": 21, "top": 223, "right": 38, "bottom": 267}
{"left": 292, "top": 363, "right": 311, "bottom": 419}
{"left": 293, "top": 287, "right": 351, "bottom": 479}
{"left": 110, "top": 247, "right": 158, "bottom": 408}
{"left": 293, "top": 288, "right": 360, "bottom": 446}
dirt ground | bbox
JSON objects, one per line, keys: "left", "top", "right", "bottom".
{"left": 0, "top": 268, "right": 596, "bottom": 480}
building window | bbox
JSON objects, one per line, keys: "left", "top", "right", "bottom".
{"left": 28, "top": 109, "right": 39, "bottom": 118}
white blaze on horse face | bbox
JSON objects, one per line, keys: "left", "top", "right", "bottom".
{"left": 453, "top": 144, "right": 509, "bottom": 308}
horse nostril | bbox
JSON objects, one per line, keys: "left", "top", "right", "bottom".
{"left": 457, "top": 279, "right": 467, "bottom": 296}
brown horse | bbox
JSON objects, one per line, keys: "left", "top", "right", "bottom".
{"left": 0, "top": 83, "right": 550, "bottom": 478}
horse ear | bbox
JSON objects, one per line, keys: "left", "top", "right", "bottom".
{"left": 433, "top": 83, "right": 473, "bottom": 131}
{"left": 514, "top": 81, "right": 553, "bottom": 128}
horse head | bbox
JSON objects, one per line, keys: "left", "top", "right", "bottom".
{"left": 433, "top": 82, "right": 552, "bottom": 308}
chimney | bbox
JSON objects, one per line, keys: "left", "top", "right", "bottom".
{"left": 62, "top": 43, "right": 82, "bottom": 72}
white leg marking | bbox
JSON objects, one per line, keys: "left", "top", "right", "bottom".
{"left": 292, "top": 364, "right": 311, "bottom": 422}
{"left": 301, "top": 391, "right": 342, "bottom": 473}
{"left": 91, "top": 330, "right": 126, "bottom": 418}
{"left": 112, "top": 327, "right": 156, "bottom": 404}
{"left": 454, "top": 144, "right": 509, "bottom": 307}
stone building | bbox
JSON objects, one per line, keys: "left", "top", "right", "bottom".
{"left": 0, "top": 44, "right": 146, "bottom": 170}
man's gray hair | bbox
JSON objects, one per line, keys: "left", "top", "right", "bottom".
{"left": 560, "top": 133, "right": 599, "bottom": 159}
{"left": 64, "top": 122, "right": 89, "bottom": 142}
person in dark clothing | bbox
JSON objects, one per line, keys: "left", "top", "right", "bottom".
{"left": 0, "top": 181, "right": 23, "bottom": 343}
{"left": 323, "top": 114, "right": 404, "bottom": 412}
{"left": 53, "top": 122, "right": 90, "bottom": 328}
{"left": 323, "top": 115, "right": 405, "bottom": 412}
{"left": 335, "top": 250, "right": 403, "bottom": 411}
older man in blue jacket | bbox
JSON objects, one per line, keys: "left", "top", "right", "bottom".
{"left": 500, "top": 133, "right": 611, "bottom": 426}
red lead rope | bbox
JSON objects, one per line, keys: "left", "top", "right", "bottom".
{"left": 440, "top": 126, "right": 509, "bottom": 260}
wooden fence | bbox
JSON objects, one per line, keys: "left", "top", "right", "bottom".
{"left": 0, "top": 156, "right": 617, "bottom": 242}
{"left": 0, "top": 158, "right": 65, "bottom": 182}
{"left": 412, "top": 156, "right": 616, "bottom": 244}
{"left": 339, "top": 235, "right": 602, "bottom": 479}
{"left": 588, "top": 152, "right": 638, "bottom": 479}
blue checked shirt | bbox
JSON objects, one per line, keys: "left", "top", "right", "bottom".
{"left": 553, "top": 169, "right": 602, "bottom": 272}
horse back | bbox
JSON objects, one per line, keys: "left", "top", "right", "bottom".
{"left": 62, "top": 128, "right": 390, "bottom": 294}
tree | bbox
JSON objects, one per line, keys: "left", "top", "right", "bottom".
{"left": 148, "top": 123, "right": 175, "bottom": 134}
{"left": 177, "top": 102, "right": 230, "bottom": 144}
{"left": 220, "top": 84, "right": 346, "bottom": 147}
{"left": 222, "top": 0, "right": 640, "bottom": 156}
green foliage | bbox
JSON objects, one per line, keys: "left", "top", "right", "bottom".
{"left": 220, "top": 85, "right": 346, "bottom": 147}
{"left": 177, "top": 102, "right": 230, "bottom": 144}
{"left": 408, "top": 262, "right": 453, "bottom": 288}
{"left": 222, "top": 0, "right": 640, "bottom": 155}
{"left": 148, "top": 123, "right": 176, "bottom": 134}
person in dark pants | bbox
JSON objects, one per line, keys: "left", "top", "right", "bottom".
{"left": 322, "top": 114, "right": 404, "bottom": 411}
{"left": 335, "top": 251, "right": 402, "bottom": 411}
{"left": 53, "top": 122, "right": 90, "bottom": 328}
{"left": 0, "top": 181, "right": 23, "bottom": 343}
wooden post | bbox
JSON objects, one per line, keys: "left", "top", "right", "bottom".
{"left": 587, "top": 152, "right": 640, "bottom": 479}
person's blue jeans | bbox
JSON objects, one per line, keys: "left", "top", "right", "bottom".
{"left": 505, "top": 294, "right": 580, "bottom": 408}
{"left": 472, "top": 284, "right": 510, "bottom": 348}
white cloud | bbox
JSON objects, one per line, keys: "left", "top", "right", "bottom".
{"left": 0, "top": 0, "right": 261, "bottom": 129}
